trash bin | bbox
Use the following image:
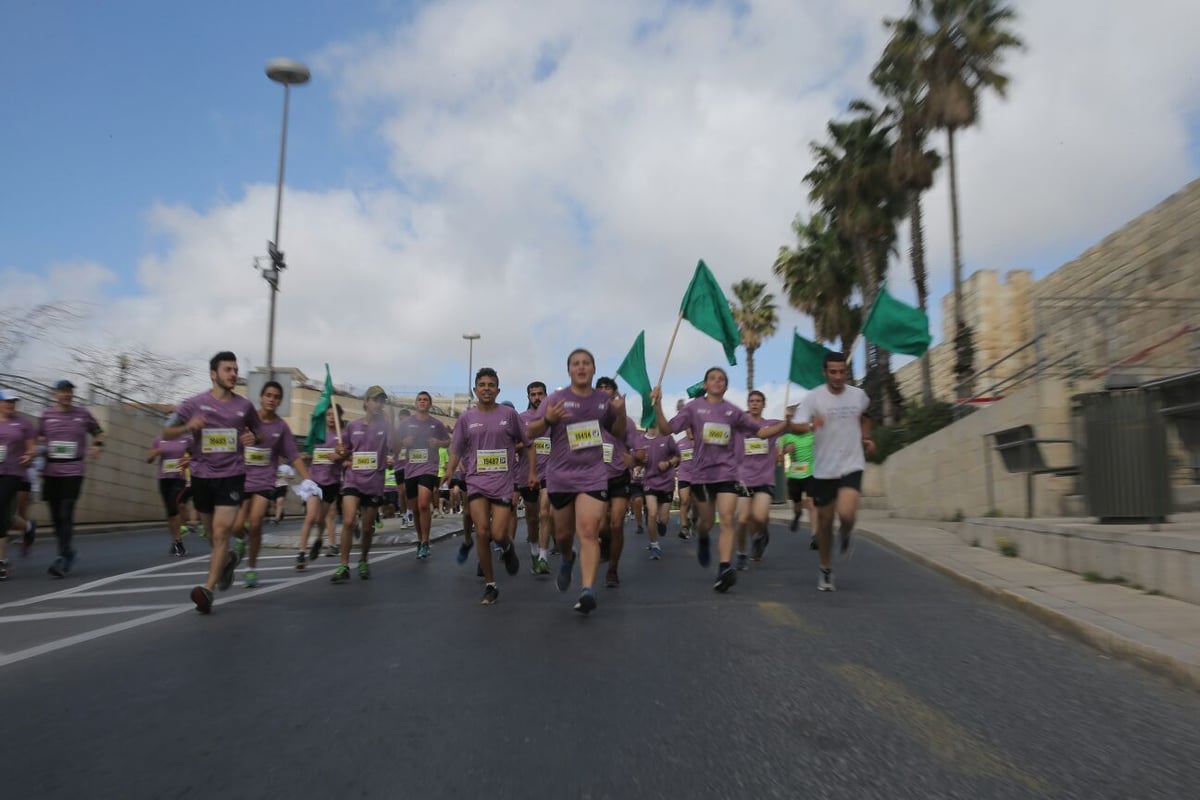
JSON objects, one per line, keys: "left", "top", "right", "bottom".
{"left": 1076, "top": 388, "right": 1171, "bottom": 523}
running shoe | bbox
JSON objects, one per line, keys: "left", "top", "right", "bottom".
{"left": 735, "top": 553, "right": 750, "bottom": 571}
{"left": 649, "top": 543, "right": 662, "bottom": 560}
{"left": 810, "top": 535, "right": 819, "bottom": 551}
{"left": 714, "top": 566, "right": 737, "bottom": 593}
{"left": 533, "top": 556, "right": 550, "bottom": 575}
{"left": 326, "top": 543, "right": 340, "bottom": 557}
{"left": 697, "top": 536, "right": 711, "bottom": 568}
{"left": 501, "top": 543, "right": 520, "bottom": 576}
{"left": 190, "top": 586, "right": 213, "bottom": 614}
{"left": 790, "top": 514, "right": 799, "bottom": 533}
{"left": 330, "top": 565, "right": 350, "bottom": 584}
{"left": 605, "top": 568, "right": 620, "bottom": 588}
{"left": 840, "top": 530, "right": 854, "bottom": 560}
{"left": 480, "top": 583, "right": 499, "bottom": 605}
{"left": 217, "top": 550, "right": 239, "bottom": 590}
{"left": 573, "top": 588, "right": 597, "bottom": 615}
{"left": 296, "top": 551, "right": 307, "bottom": 570}
{"left": 818, "top": 568, "right": 835, "bottom": 592}
{"left": 374, "top": 518, "right": 383, "bottom": 533}
{"left": 358, "top": 561, "right": 371, "bottom": 580}
{"left": 751, "top": 531, "right": 770, "bottom": 561}
{"left": 180, "top": 524, "right": 191, "bottom": 538}
{"left": 0, "top": 560, "right": 8, "bottom": 581}
{"left": 556, "top": 554, "right": 575, "bottom": 592}
{"left": 171, "top": 539, "right": 187, "bottom": 557}
{"left": 678, "top": 526, "right": 692, "bottom": 541}
{"left": 243, "top": 569, "right": 259, "bottom": 588}
{"left": 233, "top": 537, "right": 247, "bottom": 559}
{"left": 47, "top": 556, "right": 67, "bottom": 578}
{"left": 63, "top": 550, "right": 76, "bottom": 573}
{"left": 635, "top": 526, "right": 644, "bottom": 535}
{"left": 21, "top": 520, "right": 36, "bottom": 557}
{"left": 456, "top": 538, "right": 474, "bottom": 565}
{"left": 309, "top": 537, "right": 324, "bottom": 561}
{"left": 656, "top": 522, "right": 667, "bottom": 538}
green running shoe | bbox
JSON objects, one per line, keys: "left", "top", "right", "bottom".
{"left": 243, "top": 569, "right": 259, "bottom": 588}
{"left": 330, "top": 565, "right": 350, "bottom": 584}
{"left": 233, "top": 537, "right": 247, "bottom": 559}
{"left": 357, "top": 561, "right": 371, "bottom": 580}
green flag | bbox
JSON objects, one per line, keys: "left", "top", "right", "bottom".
{"left": 305, "top": 364, "right": 336, "bottom": 453}
{"left": 790, "top": 331, "right": 836, "bottom": 390}
{"left": 616, "top": 331, "right": 656, "bottom": 429}
{"left": 862, "top": 284, "right": 931, "bottom": 356}
{"left": 686, "top": 378, "right": 706, "bottom": 398}
{"left": 680, "top": 259, "right": 740, "bottom": 366}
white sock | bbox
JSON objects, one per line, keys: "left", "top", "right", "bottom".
{"left": 538, "top": 547, "right": 549, "bottom": 560}
{"left": 529, "top": 542, "right": 539, "bottom": 557}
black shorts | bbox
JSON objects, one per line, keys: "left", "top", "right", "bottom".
{"left": 158, "top": 478, "right": 187, "bottom": 517}
{"left": 677, "top": 480, "right": 692, "bottom": 490}
{"left": 607, "top": 471, "right": 631, "bottom": 499}
{"left": 450, "top": 477, "right": 467, "bottom": 492}
{"left": 273, "top": 485, "right": 288, "bottom": 500}
{"left": 405, "top": 474, "right": 439, "bottom": 499}
{"left": 320, "top": 482, "right": 340, "bottom": 504}
{"left": 395, "top": 471, "right": 405, "bottom": 484}
{"left": 467, "top": 493, "right": 513, "bottom": 508}
{"left": 518, "top": 482, "right": 543, "bottom": 505}
{"left": 629, "top": 482, "right": 645, "bottom": 499}
{"left": 341, "top": 487, "right": 383, "bottom": 508}
{"left": 787, "top": 477, "right": 813, "bottom": 503}
{"left": 191, "top": 475, "right": 245, "bottom": 514}
{"left": 645, "top": 488, "right": 673, "bottom": 504}
{"left": 0, "top": 474, "right": 22, "bottom": 525}
{"left": 18, "top": 479, "right": 31, "bottom": 493}
{"left": 810, "top": 471, "right": 864, "bottom": 507}
{"left": 383, "top": 490, "right": 399, "bottom": 505}
{"left": 251, "top": 489, "right": 276, "bottom": 502}
{"left": 735, "top": 483, "right": 774, "bottom": 499}
{"left": 439, "top": 484, "right": 450, "bottom": 498}
{"left": 548, "top": 489, "right": 609, "bottom": 510}
{"left": 691, "top": 481, "right": 738, "bottom": 503}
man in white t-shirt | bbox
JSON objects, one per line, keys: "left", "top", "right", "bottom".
{"left": 796, "top": 352, "right": 875, "bottom": 592}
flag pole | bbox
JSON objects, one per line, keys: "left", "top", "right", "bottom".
{"left": 655, "top": 311, "right": 685, "bottom": 388}
{"left": 844, "top": 333, "right": 864, "bottom": 370}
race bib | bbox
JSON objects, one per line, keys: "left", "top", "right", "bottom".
{"left": 743, "top": 437, "right": 768, "bottom": 456}
{"left": 680, "top": 448, "right": 694, "bottom": 462}
{"left": 566, "top": 420, "right": 603, "bottom": 451}
{"left": 312, "top": 448, "right": 336, "bottom": 465}
{"left": 244, "top": 446, "right": 271, "bottom": 467}
{"left": 792, "top": 460, "right": 810, "bottom": 475}
{"left": 352, "top": 452, "right": 379, "bottom": 471}
{"left": 408, "top": 448, "right": 429, "bottom": 464}
{"left": 602, "top": 443, "right": 614, "bottom": 464}
{"left": 701, "top": 422, "right": 731, "bottom": 446}
{"left": 477, "top": 449, "right": 509, "bottom": 473}
{"left": 48, "top": 440, "right": 79, "bottom": 460}
{"left": 534, "top": 437, "right": 551, "bottom": 456}
{"left": 201, "top": 428, "right": 238, "bottom": 454}
{"left": 161, "top": 458, "right": 182, "bottom": 474}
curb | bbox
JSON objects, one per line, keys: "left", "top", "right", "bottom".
{"left": 856, "top": 524, "right": 1200, "bottom": 695}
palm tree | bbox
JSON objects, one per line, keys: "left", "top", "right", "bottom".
{"left": 911, "top": 0, "right": 1023, "bottom": 396}
{"left": 873, "top": 12, "right": 942, "bottom": 403}
{"left": 729, "top": 279, "right": 779, "bottom": 392}
{"left": 773, "top": 212, "right": 861, "bottom": 355}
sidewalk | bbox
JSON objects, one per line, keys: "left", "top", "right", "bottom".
{"left": 769, "top": 507, "right": 1200, "bottom": 693}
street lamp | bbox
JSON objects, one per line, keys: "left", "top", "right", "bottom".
{"left": 261, "top": 57, "right": 310, "bottom": 377}
{"left": 463, "top": 333, "right": 481, "bottom": 408}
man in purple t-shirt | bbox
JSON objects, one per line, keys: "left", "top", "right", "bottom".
{"left": 444, "top": 368, "right": 533, "bottom": 605}
{"left": 516, "top": 380, "right": 553, "bottom": 575}
{"left": 146, "top": 432, "right": 192, "bottom": 558}
{"left": 163, "top": 351, "right": 263, "bottom": 614}
{"left": 595, "top": 376, "right": 643, "bottom": 589}
{"left": 39, "top": 379, "right": 105, "bottom": 578}
{"left": 395, "top": 391, "right": 450, "bottom": 561}
{"left": 331, "top": 385, "right": 393, "bottom": 583}
{"left": 0, "top": 389, "right": 37, "bottom": 579}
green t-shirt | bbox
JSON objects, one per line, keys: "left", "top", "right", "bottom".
{"left": 437, "top": 447, "right": 449, "bottom": 479}
{"left": 384, "top": 469, "right": 397, "bottom": 488}
{"left": 780, "top": 432, "right": 814, "bottom": 480}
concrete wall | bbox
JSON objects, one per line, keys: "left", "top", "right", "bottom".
{"left": 880, "top": 378, "right": 1077, "bottom": 519}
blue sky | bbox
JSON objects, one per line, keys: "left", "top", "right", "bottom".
{"left": 2, "top": 0, "right": 1198, "bottom": 415}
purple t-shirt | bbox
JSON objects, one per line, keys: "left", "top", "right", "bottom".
{"left": 675, "top": 432, "right": 696, "bottom": 483}
{"left": 0, "top": 415, "right": 36, "bottom": 478}
{"left": 172, "top": 391, "right": 261, "bottom": 480}
{"left": 519, "top": 407, "right": 551, "bottom": 481}
{"left": 603, "top": 417, "right": 640, "bottom": 479}
{"left": 40, "top": 405, "right": 102, "bottom": 478}
{"left": 530, "top": 387, "right": 620, "bottom": 493}
{"left": 244, "top": 416, "right": 299, "bottom": 493}
{"left": 666, "top": 398, "right": 762, "bottom": 485}
{"left": 395, "top": 416, "right": 449, "bottom": 479}
{"left": 153, "top": 436, "right": 191, "bottom": 480}
{"left": 341, "top": 415, "right": 391, "bottom": 495}
{"left": 639, "top": 432, "right": 680, "bottom": 493}
{"left": 450, "top": 405, "right": 528, "bottom": 501}
{"left": 307, "top": 430, "right": 343, "bottom": 487}
{"left": 736, "top": 418, "right": 783, "bottom": 487}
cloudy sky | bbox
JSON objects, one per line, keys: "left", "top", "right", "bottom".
{"left": 2, "top": 0, "right": 1198, "bottom": 418}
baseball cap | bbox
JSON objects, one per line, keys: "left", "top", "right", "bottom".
{"left": 53, "top": 379, "right": 76, "bottom": 391}
{"left": 364, "top": 385, "right": 388, "bottom": 400}
{"left": 0, "top": 389, "right": 19, "bottom": 402}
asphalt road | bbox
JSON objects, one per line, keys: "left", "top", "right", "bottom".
{"left": 2, "top": 517, "right": 1198, "bottom": 799}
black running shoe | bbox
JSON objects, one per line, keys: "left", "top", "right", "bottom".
{"left": 714, "top": 566, "right": 737, "bottom": 593}
{"left": 480, "top": 584, "right": 499, "bottom": 605}
{"left": 21, "top": 520, "right": 36, "bottom": 557}
{"left": 191, "top": 586, "right": 214, "bottom": 614}
{"left": 697, "top": 536, "right": 711, "bottom": 568}
{"left": 501, "top": 543, "right": 520, "bottom": 576}
{"left": 810, "top": 535, "right": 819, "bottom": 551}
{"left": 790, "top": 514, "right": 799, "bottom": 533}
{"left": 309, "top": 537, "right": 323, "bottom": 561}
{"left": 457, "top": 538, "right": 474, "bottom": 565}
{"left": 750, "top": 531, "right": 769, "bottom": 561}
{"left": 47, "top": 556, "right": 66, "bottom": 578}
{"left": 605, "top": 568, "right": 619, "bottom": 588}
{"left": 573, "top": 588, "right": 597, "bottom": 615}
{"left": 171, "top": 540, "right": 187, "bottom": 557}
{"left": 217, "top": 550, "right": 240, "bottom": 591}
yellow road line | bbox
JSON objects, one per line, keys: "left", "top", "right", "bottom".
{"left": 757, "top": 601, "right": 816, "bottom": 632}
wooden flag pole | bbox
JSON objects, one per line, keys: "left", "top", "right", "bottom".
{"left": 655, "top": 311, "right": 685, "bottom": 388}
{"left": 332, "top": 400, "right": 343, "bottom": 443}
{"left": 844, "top": 333, "right": 864, "bottom": 371}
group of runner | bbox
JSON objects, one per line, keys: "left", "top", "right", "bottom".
{"left": 1, "top": 347, "right": 874, "bottom": 614}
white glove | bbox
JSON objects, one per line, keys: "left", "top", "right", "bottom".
{"left": 293, "top": 478, "right": 321, "bottom": 501}
{"left": 277, "top": 464, "right": 296, "bottom": 478}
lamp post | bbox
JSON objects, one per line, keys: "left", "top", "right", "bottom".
{"left": 262, "top": 57, "right": 310, "bottom": 377}
{"left": 463, "top": 333, "right": 481, "bottom": 408}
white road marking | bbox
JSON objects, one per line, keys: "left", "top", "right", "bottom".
{"left": 0, "top": 605, "right": 176, "bottom": 623}
{"left": 0, "top": 557, "right": 211, "bottom": 612}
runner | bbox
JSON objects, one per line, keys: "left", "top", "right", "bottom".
{"left": 39, "top": 379, "right": 105, "bottom": 578}
{"left": 271, "top": 466, "right": 291, "bottom": 524}
{"left": 733, "top": 390, "right": 788, "bottom": 569}
{"left": 779, "top": 407, "right": 817, "bottom": 550}
{"left": 146, "top": 430, "right": 192, "bottom": 556}
{"left": 629, "top": 462, "right": 647, "bottom": 537}
{"left": 297, "top": 404, "right": 344, "bottom": 569}
{"left": 636, "top": 424, "right": 680, "bottom": 561}
{"left": 444, "top": 368, "right": 531, "bottom": 604}
{"left": 395, "top": 391, "right": 450, "bottom": 561}
{"left": 0, "top": 389, "right": 37, "bottom": 580}
{"left": 796, "top": 352, "right": 874, "bottom": 592}
{"left": 595, "top": 376, "right": 642, "bottom": 588}
{"left": 164, "top": 352, "right": 264, "bottom": 613}
{"left": 517, "top": 381, "right": 553, "bottom": 575}
{"left": 331, "top": 385, "right": 392, "bottom": 583}
{"left": 237, "top": 381, "right": 314, "bottom": 588}
{"left": 525, "top": 348, "right": 626, "bottom": 614}
{"left": 651, "top": 368, "right": 792, "bottom": 592}
{"left": 674, "top": 398, "right": 696, "bottom": 540}
{"left": 394, "top": 408, "right": 411, "bottom": 527}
